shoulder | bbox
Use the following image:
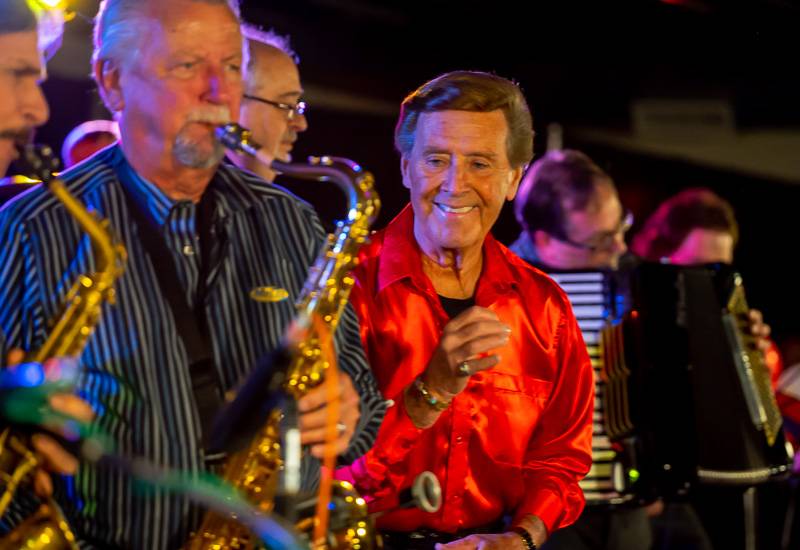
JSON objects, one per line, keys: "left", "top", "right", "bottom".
{"left": 0, "top": 147, "right": 118, "bottom": 228}
{"left": 498, "top": 241, "right": 574, "bottom": 312}
{"left": 498, "top": 241, "right": 564, "bottom": 293}
{"left": 218, "top": 164, "right": 318, "bottom": 221}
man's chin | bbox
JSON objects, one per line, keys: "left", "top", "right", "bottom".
{"left": 174, "top": 141, "right": 225, "bottom": 169}
{"left": 277, "top": 149, "right": 293, "bottom": 164}
{"left": 0, "top": 139, "right": 17, "bottom": 177}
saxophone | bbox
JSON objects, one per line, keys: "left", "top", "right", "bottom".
{"left": 0, "top": 144, "right": 126, "bottom": 549}
{"left": 182, "top": 124, "right": 381, "bottom": 550}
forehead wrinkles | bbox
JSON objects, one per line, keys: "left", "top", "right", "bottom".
{"left": 415, "top": 111, "right": 508, "bottom": 153}
{"left": 145, "top": 5, "right": 241, "bottom": 58}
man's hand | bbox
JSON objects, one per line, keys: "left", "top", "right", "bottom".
{"left": 5, "top": 349, "right": 94, "bottom": 498}
{"left": 404, "top": 307, "right": 510, "bottom": 428}
{"left": 435, "top": 533, "right": 524, "bottom": 550}
{"left": 437, "top": 516, "right": 546, "bottom": 550}
{"left": 297, "top": 370, "right": 360, "bottom": 458}
{"left": 424, "top": 306, "right": 510, "bottom": 396}
{"left": 748, "top": 308, "right": 772, "bottom": 352}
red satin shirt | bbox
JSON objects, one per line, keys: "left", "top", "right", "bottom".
{"left": 336, "top": 206, "right": 594, "bottom": 534}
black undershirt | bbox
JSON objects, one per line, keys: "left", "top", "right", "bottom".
{"left": 438, "top": 295, "right": 476, "bottom": 319}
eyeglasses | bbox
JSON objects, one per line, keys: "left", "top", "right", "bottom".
{"left": 242, "top": 94, "right": 307, "bottom": 120}
{"left": 554, "top": 209, "right": 634, "bottom": 253}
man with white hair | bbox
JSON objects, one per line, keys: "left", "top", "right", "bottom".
{"left": 0, "top": 0, "right": 384, "bottom": 546}
{"left": 228, "top": 26, "right": 308, "bottom": 181}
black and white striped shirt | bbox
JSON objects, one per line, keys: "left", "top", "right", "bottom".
{"left": 0, "top": 144, "right": 385, "bottom": 548}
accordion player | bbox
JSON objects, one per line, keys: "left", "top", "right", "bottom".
{"left": 550, "top": 261, "right": 793, "bottom": 505}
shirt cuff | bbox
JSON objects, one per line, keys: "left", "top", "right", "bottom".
{"left": 514, "top": 486, "right": 579, "bottom": 535}
{"left": 373, "top": 393, "right": 424, "bottom": 461}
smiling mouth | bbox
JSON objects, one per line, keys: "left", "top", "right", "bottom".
{"left": 435, "top": 202, "right": 475, "bottom": 214}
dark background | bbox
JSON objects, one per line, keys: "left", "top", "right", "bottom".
{"left": 37, "top": 0, "right": 800, "bottom": 347}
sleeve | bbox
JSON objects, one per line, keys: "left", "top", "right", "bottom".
{"left": 335, "top": 303, "right": 387, "bottom": 465}
{"left": 0, "top": 208, "right": 33, "bottom": 367}
{"left": 513, "top": 302, "right": 595, "bottom": 534}
{"left": 0, "top": 207, "right": 47, "bottom": 531}
{"left": 300, "top": 205, "right": 386, "bottom": 466}
{"left": 333, "top": 273, "right": 423, "bottom": 504}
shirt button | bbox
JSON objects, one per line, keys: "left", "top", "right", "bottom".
{"left": 455, "top": 435, "right": 463, "bottom": 443}
{"left": 183, "top": 245, "right": 195, "bottom": 256}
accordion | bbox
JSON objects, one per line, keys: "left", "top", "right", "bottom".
{"left": 556, "top": 261, "right": 793, "bottom": 504}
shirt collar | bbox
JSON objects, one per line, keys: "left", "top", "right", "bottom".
{"left": 377, "top": 204, "right": 518, "bottom": 297}
{"left": 109, "top": 143, "right": 260, "bottom": 228}
{"left": 110, "top": 144, "right": 176, "bottom": 228}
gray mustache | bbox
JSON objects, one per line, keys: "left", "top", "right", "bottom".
{"left": 185, "top": 107, "right": 231, "bottom": 126}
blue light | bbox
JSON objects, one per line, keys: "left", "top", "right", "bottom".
{"left": 19, "top": 362, "right": 46, "bottom": 386}
{"left": 0, "top": 361, "right": 45, "bottom": 389}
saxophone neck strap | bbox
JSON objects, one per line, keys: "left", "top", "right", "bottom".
{"left": 116, "top": 169, "right": 224, "bottom": 452}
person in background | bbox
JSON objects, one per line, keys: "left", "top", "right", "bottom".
{"left": 510, "top": 149, "right": 662, "bottom": 550}
{"left": 632, "top": 186, "right": 790, "bottom": 550}
{"left": 61, "top": 118, "right": 120, "bottom": 168}
{"left": 227, "top": 24, "right": 307, "bottom": 182}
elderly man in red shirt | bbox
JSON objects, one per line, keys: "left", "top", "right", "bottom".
{"left": 336, "top": 71, "right": 594, "bottom": 550}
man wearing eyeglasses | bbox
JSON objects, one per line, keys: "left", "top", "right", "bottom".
{"left": 229, "top": 24, "right": 308, "bottom": 182}
{"left": 510, "top": 149, "right": 651, "bottom": 550}
{"left": 510, "top": 150, "right": 630, "bottom": 271}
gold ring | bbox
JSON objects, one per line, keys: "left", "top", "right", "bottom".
{"left": 457, "top": 361, "right": 471, "bottom": 377}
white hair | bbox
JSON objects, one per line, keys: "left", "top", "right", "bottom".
{"left": 241, "top": 24, "right": 298, "bottom": 64}
{"left": 92, "top": 0, "right": 241, "bottom": 70}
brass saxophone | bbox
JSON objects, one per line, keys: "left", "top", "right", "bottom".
{"left": 182, "top": 124, "right": 381, "bottom": 550}
{"left": 0, "top": 144, "right": 126, "bottom": 549}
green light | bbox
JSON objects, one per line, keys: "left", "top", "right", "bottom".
{"left": 628, "top": 468, "right": 640, "bottom": 482}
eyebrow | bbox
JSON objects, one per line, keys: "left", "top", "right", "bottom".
{"left": 11, "top": 67, "right": 43, "bottom": 77}
{"left": 277, "top": 90, "right": 303, "bottom": 100}
{"left": 1, "top": 59, "right": 42, "bottom": 74}
{"left": 420, "top": 147, "right": 498, "bottom": 159}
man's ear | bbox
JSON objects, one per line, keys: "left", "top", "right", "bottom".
{"left": 94, "top": 59, "right": 124, "bottom": 113}
{"left": 400, "top": 156, "right": 411, "bottom": 190}
{"left": 506, "top": 164, "right": 524, "bottom": 201}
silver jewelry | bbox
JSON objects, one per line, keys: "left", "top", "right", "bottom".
{"left": 457, "top": 360, "right": 471, "bottom": 377}
{"left": 336, "top": 422, "right": 347, "bottom": 435}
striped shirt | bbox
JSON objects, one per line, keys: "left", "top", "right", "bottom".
{"left": 0, "top": 144, "right": 386, "bottom": 548}
{"left": 510, "top": 233, "right": 629, "bottom": 505}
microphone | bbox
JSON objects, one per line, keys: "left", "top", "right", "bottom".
{"left": 206, "top": 344, "right": 294, "bottom": 455}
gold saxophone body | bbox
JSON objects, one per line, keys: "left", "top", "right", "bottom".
{"left": 0, "top": 145, "right": 126, "bottom": 549}
{"left": 183, "top": 124, "right": 381, "bottom": 550}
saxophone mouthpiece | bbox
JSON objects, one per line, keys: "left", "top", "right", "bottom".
{"left": 215, "top": 123, "right": 275, "bottom": 169}
{"left": 215, "top": 123, "right": 255, "bottom": 153}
